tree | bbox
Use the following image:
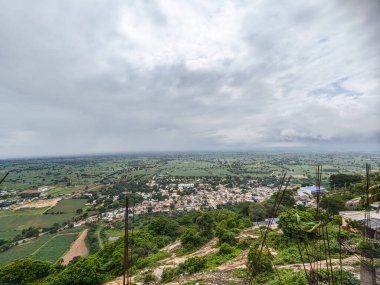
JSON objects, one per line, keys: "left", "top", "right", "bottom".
{"left": 148, "top": 216, "right": 179, "bottom": 238}
{"left": 50, "top": 256, "right": 104, "bottom": 285}
{"left": 0, "top": 259, "right": 53, "bottom": 285}
{"left": 195, "top": 212, "right": 215, "bottom": 239}
{"left": 320, "top": 194, "right": 346, "bottom": 215}
{"left": 216, "top": 229, "right": 237, "bottom": 246}
{"left": 329, "top": 174, "right": 362, "bottom": 189}
{"left": 180, "top": 228, "right": 203, "bottom": 249}
{"left": 21, "top": 227, "right": 39, "bottom": 238}
{"left": 248, "top": 202, "right": 267, "bottom": 221}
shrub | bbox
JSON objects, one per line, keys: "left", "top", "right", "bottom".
{"left": 0, "top": 259, "right": 53, "bottom": 285}
{"left": 179, "top": 257, "right": 207, "bottom": 274}
{"left": 219, "top": 243, "right": 234, "bottom": 255}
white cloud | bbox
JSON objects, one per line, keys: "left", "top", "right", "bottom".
{"left": 0, "top": 0, "right": 379, "bottom": 157}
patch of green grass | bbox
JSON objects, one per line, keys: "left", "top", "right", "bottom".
{"left": 175, "top": 246, "right": 199, "bottom": 257}
{"left": 204, "top": 247, "right": 241, "bottom": 269}
{"left": 103, "top": 228, "right": 124, "bottom": 239}
{"left": 135, "top": 251, "right": 171, "bottom": 269}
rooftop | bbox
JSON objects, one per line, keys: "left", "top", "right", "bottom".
{"left": 299, "top": 185, "right": 326, "bottom": 192}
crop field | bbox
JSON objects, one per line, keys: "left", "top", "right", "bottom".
{"left": 0, "top": 199, "right": 87, "bottom": 240}
{"left": 45, "top": 199, "right": 87, "bottom": 214}
{"left": 1, "top": 153, "right": 379, "bottom": 193}
{"left": 47, "top": 185, "right": 84, "bottom": 197}
{"left": 160, "top": 160, "right": 234, "bottom": 177}
{"left": 0, "top": 227, "right": 82, "bottom": 266}
{"left": 0, "top": 155, "right": 133, "bottom": 192}
{"left": 32, "top": 233, "right": 79, "bottom": 263}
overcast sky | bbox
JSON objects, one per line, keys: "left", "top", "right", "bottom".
{"left": 0, "top": 0, "right": 379, "bottom": 158}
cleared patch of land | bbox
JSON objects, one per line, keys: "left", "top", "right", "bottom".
{"left": 14, "top": 198, "right": 60, "bottom": 210}
{"left": 62, "top": 229, "right": 89, "bottom": 265}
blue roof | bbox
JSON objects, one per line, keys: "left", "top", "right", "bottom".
{"left": 300, "top": 185, "right": 326, "bottom": 192}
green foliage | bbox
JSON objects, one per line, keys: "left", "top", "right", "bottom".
{"left": 320, "top": 194, "right": 346, "bottom": 215}
{"left": 148, "top": 216, "right": 179, "bottom": 238}
{"left": 278, "top": 208, "right": 311, "bottom": 239}
{"left": 195, "top": 212, "right": 215, "bottom": 239}
{"left": 329, "top": 174, "right": 363, "bottom": 189}
{"left": 180, "top": 228, "right": 204, "bottom": 250}
{"left": 216, "top": 228, "right": 237, "bottom": 246}
{"left": 179, "top": 256, "right": 207, "bottom": 274}
{"left": 0, "top": 258, "right": 53, "bottom": 285}
{"left": 139, "top": 271, "right": 157, "bottom": 284}
{"left": 47, "top": 256, "right": 104, "bottom": 285}
{"left": 161, "top": 267, "right": 177, "bottom": 283}
{"left": 134, "top": 251, "right": 170, "bottom": 269}
{"left": 219, "top": 243, "right": 234, "bottom": 255}
{"left": 318, "top": 269, "right": 360, "bottom": 285}
{"left": 86, "top": 224, "right": 100, "bottom": 253}
{"left": 21, "top": 226, "right": 40, "bottom": 238}
{"left": 236, "top": 238, "right": 252, "bottom": 250}
{"left": 357, "top": 239, "right": 379, "bottom": 258}
{"left": 261, "top": 269, "right": 306, "bottom": 285}
{"left": 248, "top": 190, "right": 296, "bottom": 222}
{"left": 247, "top": 244, "right": 273, "bottom": 275}
{"left": 248, "top": 202, "right": 267, "bottom": 221}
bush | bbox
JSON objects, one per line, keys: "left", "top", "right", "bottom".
{"left": 219, "top": 243, "right": 234, "bottom": 255}
{"left": 161, "top": 268, "right": 177, "bottom": 283}
{"left": 0, "top": 259, "right": 53, "bottom": 285}
{"left": 180, "top": 228, "right": 204, "bottom": 250}
{"left": 179, "top": 257, "right": 207, "bottom": 274}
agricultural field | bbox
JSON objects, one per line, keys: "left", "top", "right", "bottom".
{"left": 0, "top": 227, "right": 83, "bottom": 266}
{"left": 0, "top": 155, "right": 136, "bottom": 192}
{"left": 159, "top": 160, "right": 234, "bottom": 177}
{"left": 47, "top": 185, "right": 84, "bottom": 197}
{"left": 0, "top": 199, "right": 87, "bottom": 240}
{"left": 32, "top": 233, "right": 79, "bottom": 263}
{"left": 1, "top": 153, "right": 379, "bottom": 193}
{"left": 45, "top": 198, "right": 87, "bottom": 214}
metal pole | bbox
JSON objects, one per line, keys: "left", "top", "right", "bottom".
{"left": 123, "top": 196, "right": 129, "bottom": 285}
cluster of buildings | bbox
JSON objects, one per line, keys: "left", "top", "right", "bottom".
{"left": 294, "top": 185, "right": 325, "bottom": 208}
{"left": 98, "top": 183, "right": 278, "bottom": 221}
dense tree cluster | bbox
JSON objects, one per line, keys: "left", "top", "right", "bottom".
{"left": 329, "top": 174, "right": 363, "bottom": 189}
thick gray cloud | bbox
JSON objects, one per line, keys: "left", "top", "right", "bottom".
{"left": 0, "top": 0, "right": 379, "bottom": 158}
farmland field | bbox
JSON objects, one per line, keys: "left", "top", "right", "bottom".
{"left": 46, "top": 199, "right": 87, "bottom": 214}
{"left": 0, "top": 227, "right": 82, "bottom": 266}
{"left": 160, "top": 160, "right": 234, "bottom": 177}
{"left": 0, "top": 199, "right": 87, "bottom": 240}
{"left": 32, "top": 233, "right": 79, "bottom": 263}
{"left": 47, "top": 185, "right": 84, "bottom": 197}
